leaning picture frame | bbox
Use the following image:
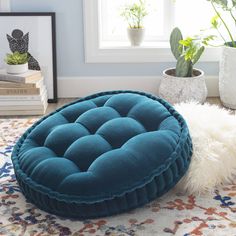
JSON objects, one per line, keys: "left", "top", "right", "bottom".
{"left": 0, "top": 12, "right": 57, "bottom": 103}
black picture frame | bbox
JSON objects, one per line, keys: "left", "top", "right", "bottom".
{"left": 0, "top": 12, "right": 57, "bottom": 103}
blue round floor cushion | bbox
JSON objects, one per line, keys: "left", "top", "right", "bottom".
{"left": 12, "top": 91, "right": 192, "bottom": 219}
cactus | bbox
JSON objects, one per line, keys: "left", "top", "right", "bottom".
{"left": 176, "top": 55, "right": 192, "bottom": 77}
{"left": 170, "top": 27, "right": 206, "bottom": 77}
{"left": 170, "top": 27, "right": 183, "bottom": 60}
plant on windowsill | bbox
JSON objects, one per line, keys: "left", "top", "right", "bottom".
{"left": 206, "top": 0, "right": 236, "bottom": 109}
{"left": 120, "top": 0, "right": 148, "bottom": 46}
{"left": 4, "top": 51, "right": 29, "bottom": 74}
{"left": 159, "top": 27, "right": 213, "bottom": 104}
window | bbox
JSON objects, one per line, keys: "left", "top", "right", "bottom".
{"left": 0, "top": 0, "right": 10, "bottom": 12}
{"left": 174, "top": 0, "right": 215, "bottom": 36}
{"left": 100, "top": 0, "right": 173, "bottom": 46}
{"left": 83, "top": 0, "right": 221, "bottom": 63}
{"left": 100, "top": 0, "right": 217, "bottom": 47}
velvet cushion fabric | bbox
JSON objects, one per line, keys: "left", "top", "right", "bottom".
{"left": 12, "top": 91, "right": 192, "bottom": 218}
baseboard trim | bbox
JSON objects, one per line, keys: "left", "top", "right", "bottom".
{"left": 58, "top": 76, "right": 219, "bottom": 98}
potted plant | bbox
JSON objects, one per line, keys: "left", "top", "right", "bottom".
{"left": 206, "top": 0, "right": 236, "bottom": 109}
{"left": 120, "top": 0, "right": 148, "bottom": 46}
{"left": 4, "top": 51, "right": 29, "bottom": 74}
{"left": 159, "top": 27, "right": 211, "bottom": 104}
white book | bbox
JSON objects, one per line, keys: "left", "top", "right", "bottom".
{"left": 0, "top": 98, "right": 47, "bottom": 106}
{"left": 0, "top": 100, "right": 48, "bottom": 115}
{"left": 0, "top": 89, "right": 47, "bottom": 106}
{"left": 0, "top": 108, "right": 47, "bottom": 116}
{"left": 0, "top": 85, "right": 47, "bottom": 101}
{"left": 0, "top": 96, "right": 48, "bottom": 107}
{"left": 0, "top": 104, "right": 46, "bottom": 111}
{"left": 0, "top": 77, "right": 44, "bottom": 89}
{"left": 0, "top": 98, "right": 48, "bottom": 110}
{"left": 0, "top": 69, "right": 42, "bottom": 83}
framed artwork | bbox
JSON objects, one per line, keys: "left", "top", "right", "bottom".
{"left": 0, "top": 12, "right": 57, "bottom": 103}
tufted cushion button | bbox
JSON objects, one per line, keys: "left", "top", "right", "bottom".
{"left": 12, "top": 91, "right": 192, "bottom": 219}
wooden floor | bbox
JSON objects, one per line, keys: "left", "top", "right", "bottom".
{"left": 0, "top": 97, "right": 229, "bottom": 119}
{"left": 45, "top": 97, "right": 224, "bottom": 114}
{"left": 49, "top": 97, "right": 236, "bottom": 115}
{"left": 46, "top": 98, "right": 76, "bottom": 114}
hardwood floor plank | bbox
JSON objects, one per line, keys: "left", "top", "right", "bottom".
{"left": 0, "top": 97, "right": 233, "bottom": 119}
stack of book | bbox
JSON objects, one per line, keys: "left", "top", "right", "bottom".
{"left": 0, "top": 69, "right": 48, "bottom": 115}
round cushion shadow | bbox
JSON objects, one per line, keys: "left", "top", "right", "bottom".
{"left": 12, "top": 91, "right": 192, "bottom": 219}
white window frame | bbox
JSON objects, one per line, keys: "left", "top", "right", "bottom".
{"left": 0, "top": 0, "right": 11, "bottom": 12}
{"left": 83, "top": 0, "right": 221, "bottom": 63}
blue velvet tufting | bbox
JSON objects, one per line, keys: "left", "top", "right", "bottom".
{"left": 12, "top": 91, "right": 192, "bottom": 218}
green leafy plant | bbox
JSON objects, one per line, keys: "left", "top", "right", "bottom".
{"left": 170, "top": 28, "right": 213, "bottom": 77}
{"left": 120, "top": 0, "right": 148, "bottom": 28}
{"left": 207, "top": 0, "right": 236, "bottom": 47}
{"left": 4, "top": 51, "right": 28, "bottom": 65}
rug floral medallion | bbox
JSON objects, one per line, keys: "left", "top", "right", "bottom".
{"left": 0, "top": 119, "right": 236, "bottom": 236}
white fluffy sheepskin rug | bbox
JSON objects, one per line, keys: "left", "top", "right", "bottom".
{"left": 174, "top": 102, "right": 236, "bottom": 195}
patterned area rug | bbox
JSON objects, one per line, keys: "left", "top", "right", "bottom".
{"left": 1, "top": 119, "right": 236, "bottom": 236}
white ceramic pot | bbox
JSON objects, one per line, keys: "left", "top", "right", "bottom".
{"left": 219, "top": 46, "right": 236, "bottom": 109}
{"left": 127, "top": 28, "right": 145, "bottom": 46}
{"left": 6, "top": 63, "right": 28, "bottom": 74}
{"left": 159, "top": 68, "right": 207, "bottom": 104}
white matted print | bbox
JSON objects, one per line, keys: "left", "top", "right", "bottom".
{"left": 0, "top": 13, "right": 57, "bottom": 102}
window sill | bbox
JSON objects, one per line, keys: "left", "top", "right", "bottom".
{"left": 100, "top": 41, "right": 170, "bottom": 49}
{"left": 85, "top": 42, "right": 221, "bottom": 63}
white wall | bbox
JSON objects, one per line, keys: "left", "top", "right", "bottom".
{"left": 10, "top": 0, "right": 220, "bottom": 98}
